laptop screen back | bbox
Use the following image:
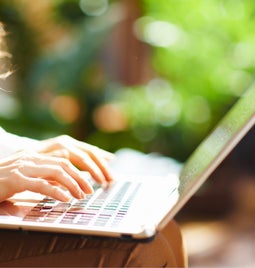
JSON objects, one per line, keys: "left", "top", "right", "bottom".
{"left": 160, "top": 81, "right": 255, "bottom": 223}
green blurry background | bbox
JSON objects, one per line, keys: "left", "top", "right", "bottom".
{"left": 0, "top": 0, "right": 255, "bottom": 162}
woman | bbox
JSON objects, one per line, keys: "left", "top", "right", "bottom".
{"left": 0, "top": 23, "right": 187, "bottom": 267}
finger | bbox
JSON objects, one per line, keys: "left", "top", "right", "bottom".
{"left": 34, "top": 154, "right": 94, "bottom": 195}
{"left": 77, "top": 142, "right": 115, "bottom": 161}
{"left": 17, "top": 161, "right": 89, "bottom": 199}
{"left": 21, "top": 178, "right": 71, "bottom": 202}
{"left": 42, "top": 147, "right": 113, "bottom": 184}
{"left": 61, "top": 135, "right": 115, "bottom": 161}
{"left": 85, "top": 150, "right": 114, "bottom": 183}
{"left": 39, "top": 136, "right": 115, "bottom": 161}
{"left": 70, "top": 147, "right": 107, "bottom": 184}
{"left": 9, "top": 170, "right": 71, "bottom": 202}
{"left": 43, "top": 149, "right": 70, "bottom": 159}
{"left": 36, "top": 136, "right": 115, "bottom": 184}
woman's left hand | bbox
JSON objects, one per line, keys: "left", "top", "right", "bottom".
{"left": 36, "top": 135, "right": 115, "bottom": 185}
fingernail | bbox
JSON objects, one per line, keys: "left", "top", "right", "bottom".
{"left": 87, "top": 186, "right": 94, "bottom": 194}
{"left": 60, "top": 191, "right": 72, "bottom": 202}
{"left": 80, "top": 191, "right": 86, "bottom": 199}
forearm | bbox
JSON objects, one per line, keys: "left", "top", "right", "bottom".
{"left": 0, "top": 127, "right": 40, "bottom": 158}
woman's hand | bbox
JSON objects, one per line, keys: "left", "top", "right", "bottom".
{"left": 0, "top": 135, "right": 115, "bottom": 202}
{"left": 36, "top": 135, "right": 114, "bottom": 184}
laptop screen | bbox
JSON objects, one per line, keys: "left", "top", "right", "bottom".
{"left": 178, "top": 81, "right": 255, "bottom": 200}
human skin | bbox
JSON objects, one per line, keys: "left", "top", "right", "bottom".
{"left": 0, "top": 135, "right": 114, "bottom": 202}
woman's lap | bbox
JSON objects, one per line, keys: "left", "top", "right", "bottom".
{"left": 0, "top": 220, "right": 186, "bottom": 267}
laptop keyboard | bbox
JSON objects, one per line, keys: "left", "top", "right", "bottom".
{"left": 23, "top": 181, "right": 141, "bottom": 228}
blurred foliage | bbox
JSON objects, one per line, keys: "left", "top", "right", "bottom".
{"left": 0, "top": 0, "right": 119, "bottom": 137}
{"left": 90, "top": 0, "right": 255, "bottom": 160}
{"left": 0, "top": 0, "right": 255, "bottom": 161}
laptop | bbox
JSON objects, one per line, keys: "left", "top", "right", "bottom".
{"left": 0, "top": 82, "right": 254, "bottom": 241}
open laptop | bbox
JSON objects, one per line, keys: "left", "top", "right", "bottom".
{"left": 0, "top": 82, "right": 254, "bottom": 241}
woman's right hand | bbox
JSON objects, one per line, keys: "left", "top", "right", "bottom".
{"left": 0, "top": 150, "right": 95, "bottom": 203}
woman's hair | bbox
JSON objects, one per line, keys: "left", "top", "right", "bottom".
{"left": 0, "top": 22, "right": 12, "bottom": 79}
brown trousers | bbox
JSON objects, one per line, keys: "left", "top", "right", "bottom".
{"left": 0, "top": 220, "right": 187, "bottom": 267}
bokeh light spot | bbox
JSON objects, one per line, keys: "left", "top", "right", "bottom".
{"left": 50, "top": 95, "right": 81, "bottom": 124}
{"left": 93, "top": 103, "right": 128, "bottom": 132}
{"left": 134, "top": 17, "right": 184, "bottom": 48}
{"left": 79, "top": 0, "right": 108, "bottom": 16}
